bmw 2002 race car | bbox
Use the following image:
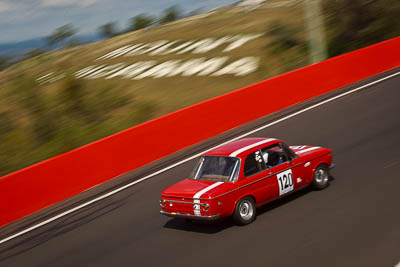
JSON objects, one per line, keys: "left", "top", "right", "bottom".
{"left": 160, "top": 137, "right": 334, "bottom": 225}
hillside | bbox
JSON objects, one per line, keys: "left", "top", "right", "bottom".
{"left": 0, "top": 34, "right": 102, "bottom": 58}
{"left": 0, "top": 0, "right": 308, "bottom": 176}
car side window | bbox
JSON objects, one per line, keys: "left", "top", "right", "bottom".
{"left": 244, "top": 150, "right": 266, "bottom": 177}
{"left": 280, "top": 142, "right": 297, "bottom": 160}
{"left": 260, "top": 144, "right": 290, "bottom": 168}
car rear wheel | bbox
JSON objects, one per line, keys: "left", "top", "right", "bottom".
{"left": 233, "top": 197, "right": 256, "bottom": 225}
{"left": 312, "top": 164, "right": 329, "bottom": 190}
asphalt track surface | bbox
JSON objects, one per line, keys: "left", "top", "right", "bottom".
{"left": 1, "top": 69, "right": 400, "bottom": 267}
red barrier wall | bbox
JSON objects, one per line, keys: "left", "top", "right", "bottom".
{"left": 1, "top": 37, "right": 400, "bottom": 227}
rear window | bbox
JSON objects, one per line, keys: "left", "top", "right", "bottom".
{"left": 190, "top": 156, "right": 240, "bottom": 182}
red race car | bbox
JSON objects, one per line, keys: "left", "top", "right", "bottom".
{"left": 160, "top": 137, "right": 334, "bottom": 225}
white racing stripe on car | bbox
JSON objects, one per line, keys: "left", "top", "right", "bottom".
{"left": 289, "top": 145, "right": 306, "bottom": 150}
{"left": 193, "top": 182, "right": 223, "bottom": 216}
{"left": 296, "top": 146, "right": 320, "bottom": 154}
{"left": 229, "top": 138, "right": 276, "bottom": 157}
{"left": 1, "top": 70, "right": 399, "bottom": 245}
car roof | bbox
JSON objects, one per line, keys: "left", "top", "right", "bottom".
{"left": 204, "top": 137, "right": 280, "bottom": 158}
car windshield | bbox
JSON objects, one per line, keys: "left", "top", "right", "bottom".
{"left": 190, "top": 156, "right": 240, "bottom": 182}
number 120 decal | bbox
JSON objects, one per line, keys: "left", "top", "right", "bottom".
{"left": 277, "top": 169, "right": 294, "bottom": 195}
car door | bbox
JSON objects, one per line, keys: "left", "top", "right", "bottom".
{"left": 235, "top": 149, "right": 277, "bottom": 205}
{"left": 260, "top": 143, "right": 298, "bottom": 198}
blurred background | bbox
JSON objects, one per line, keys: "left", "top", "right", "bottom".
{"left": 0, "top": 0, "right": 399, "bottom": 176}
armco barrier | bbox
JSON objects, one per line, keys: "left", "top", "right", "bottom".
{"left": 1, "top": 37, "right": 400, "bottom": 228}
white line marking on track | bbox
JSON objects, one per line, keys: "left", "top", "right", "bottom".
{"left": 383, "top": 158, "right": 400, "bottom": 169}
{"left": 394, "top": 261, "right": 400, "bottom": 267}
{"left": 1, "top": 70, "right": 399, "bottom": 245}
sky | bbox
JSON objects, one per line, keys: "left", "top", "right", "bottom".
{"left": 0, "top": 0, "right": 239, "bottom": 43}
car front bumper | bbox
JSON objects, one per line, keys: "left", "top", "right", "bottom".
{"left": 160, "top": 210, "right": 220, "bottom": 220}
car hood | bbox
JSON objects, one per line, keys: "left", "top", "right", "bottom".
{"left": 161, "top": 178, "right": 232, "bottom": 199}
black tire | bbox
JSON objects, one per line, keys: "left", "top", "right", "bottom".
{"left": 233, "top": 197, "right": 256, "bottom": 225}
{"left": 312, "top": 164, "right": 329, "bottom": 190}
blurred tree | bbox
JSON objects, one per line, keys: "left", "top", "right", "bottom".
{"left": 65, "top": 38, "right": 83, "bottom": 48}
{"left": 15, "top": 75, "right": 44, "bottom": 115}
{"left": 45, "top": 24, "right": 78, "bottom": 48}
{"left": 129, "top": 14, "right": 155, "bottom": 31}
{"left": 160, "top": 5, "right": 183, "bottom": 24}
{"left": 14, "top": 75, "right": 57, "bottom": 143}
{"left": 187, "top": 8, "right": 204, "bottom": 17}
{"left": 98, "top": 22, "right": 119, "bottom": 38}
{"left": 25, "top": 48, "right": 45, "bottom": 59}
{"left": 266, "top": 21, "right": 302, "bottom": 51}
{"left": 60, "top": 75, "right": 87, "bottom": 119}
{"left": 131, "top": 101, "right": 156, "bottom": 125}
{"left": 324, "top": 0, "right": 400, "bottom": 57}
{"left": 265, "top": 21, "right": 308, "bottom": 71}
{"left": 0, "top": 112, "right": 14, "bottom": 137}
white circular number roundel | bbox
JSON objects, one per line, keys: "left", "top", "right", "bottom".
{"left": 277, "top": 169, "right": 294, "bottom": 195}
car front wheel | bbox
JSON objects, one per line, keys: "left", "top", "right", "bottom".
{"left": 233, "top": 197, "right": 256, "bottom": 225}
{"left": 312, "top": 164, "right": 329, "bottom": 190}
